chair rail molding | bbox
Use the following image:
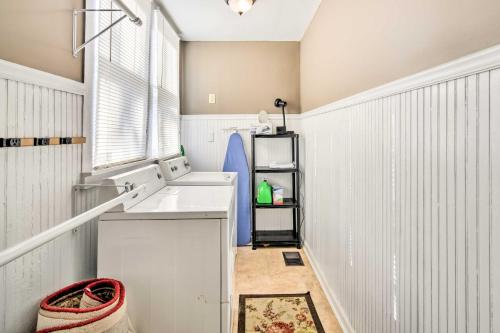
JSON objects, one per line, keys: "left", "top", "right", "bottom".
{"left": 0, "top": 59, "right": 85, "bottom": 96}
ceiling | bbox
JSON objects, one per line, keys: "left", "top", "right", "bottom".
{"left": 157, "top": 0, "right": 322, "bottom": 41}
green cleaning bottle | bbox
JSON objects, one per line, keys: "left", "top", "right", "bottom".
{"left": 256, "top": 180, "right": 273, "bottom": 204}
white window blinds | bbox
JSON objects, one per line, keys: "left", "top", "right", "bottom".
{"left": 155, "top": 10, "right": 180, "bottom": 158}
{"left": 93, "top": 0, "right": 152, "bottom": 168}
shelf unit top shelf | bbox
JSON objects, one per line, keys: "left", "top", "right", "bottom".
{"left": 253, "top": 133, "right": 298, "bottom": 138}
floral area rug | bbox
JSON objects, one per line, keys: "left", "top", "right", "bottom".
{"left": 238, "top": 292, "right": 325, "bottom": 333}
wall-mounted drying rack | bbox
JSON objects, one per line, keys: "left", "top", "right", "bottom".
{"left": 72, "top": 0, "right": 143, "bottom": 57}
{"left": 0, "top": 184, "right": 145, "bottom": 267}
{"left": 74, "top": 182, "right": 134, "bottom": 192}
{"left": 0, "top": 137, "right": 86, "bottom": 148}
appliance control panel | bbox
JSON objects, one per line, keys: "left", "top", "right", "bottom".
{"left": 99, "top": 165, "right": 166, "bottom": 212}
{"left": 159, "top": 156, "right": 192, "bottom": 181}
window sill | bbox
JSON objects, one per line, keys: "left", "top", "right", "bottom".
{"left": 82, "top": 153, "right": 181, "bottom": 183}
{"left": 82, "top": 158, "right": 159, "bottom": 183}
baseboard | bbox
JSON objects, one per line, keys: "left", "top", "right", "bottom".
{"left": 303, "top": 242, "right": 355, "bottom": 333}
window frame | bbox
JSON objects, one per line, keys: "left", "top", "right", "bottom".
{"left": 82, "top": 0, "right": 181, "bottom": 175}
{"left": 153, "top": 8, "right": 181, "bottom": 160}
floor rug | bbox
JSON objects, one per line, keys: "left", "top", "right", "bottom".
{"left": 238, "top": 292, "right": 325, "bottom": 333}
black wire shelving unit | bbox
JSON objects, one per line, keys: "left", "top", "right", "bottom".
{"left": 251, "top": 133, "right": 301, "bottom": 249}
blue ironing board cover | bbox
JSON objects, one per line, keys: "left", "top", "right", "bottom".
{"left": 223, "top": 133, "right": 251, "bottom": 245}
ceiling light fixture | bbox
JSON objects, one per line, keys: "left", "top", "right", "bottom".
{"left": 225, "top": 0, "right": 255, "bottom": 16}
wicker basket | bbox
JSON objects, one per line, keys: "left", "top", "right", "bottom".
{"left": 36, "top": 278, "right": 134, "bottom": 333}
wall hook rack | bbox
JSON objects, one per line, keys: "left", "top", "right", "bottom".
{"left": 72, "top": 0, "right": 143, "bottom": 58}
{"left": 222, "top": 126, "right": 250, "bottom": 133}
{"left": 0, "top": 137, "right": 86, "bottom": 148}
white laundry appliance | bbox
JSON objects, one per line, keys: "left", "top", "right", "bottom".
{"left": 159, "top": 156, "right": 236, "bottom": 186}
{"left": 97, "top": 164, "right": 235, "bottom": 333}
{"left": 159, "top": 156, "right": 238, "bottom": 283}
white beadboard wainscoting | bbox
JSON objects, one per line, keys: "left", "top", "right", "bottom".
{"left": 0, "top": 60, "right": 96, "bottom": 332}
{"left": 302, "top": 45, "right": 500, "bottom": 333}
{"left": 1, "top": 44, "right": 500, "bottom": 333}
{"left": 181, "top": 114, "right": 302, "bottom": 230}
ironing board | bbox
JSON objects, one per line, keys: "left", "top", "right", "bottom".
{"left": 223, "top": 133, "right": 251, "bottom": 245}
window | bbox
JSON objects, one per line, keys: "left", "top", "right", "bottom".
{"left": 93, "top": 0, "right": 152, "bottom": 168}
{"left": 91, "top": 1, "right": 180, "bottom": 169}
{"left": 154, "top": 10, "right": 180, "bottom": 158}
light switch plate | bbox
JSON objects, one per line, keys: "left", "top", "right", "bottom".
{"left": 209, "top": 93, "right": 216, "bottom": 104}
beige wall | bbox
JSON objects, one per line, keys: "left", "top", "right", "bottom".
{"left": 181, "top": 41, "right": 300, "bottom": 115}
{"left": 301, "top": 0, "right": 500, "bottom": 111}
{"left": 0, "top": 0, "right": 84, "bottom": 82}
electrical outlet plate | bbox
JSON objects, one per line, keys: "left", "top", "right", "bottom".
{"left": 209, "top": 93, "right": 216, "bottom": 104}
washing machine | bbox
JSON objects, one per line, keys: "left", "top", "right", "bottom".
{"left": 159, "top": 156, "right": 236, "bottom": 187}
{"left": 97, "top": 164, "right": 235, "bottom": 333}
{"left": 159, "top": 156, "right": 238, "bottom": 285}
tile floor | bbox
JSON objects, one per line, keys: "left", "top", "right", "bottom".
{"left": 231, "top": 247, "right": 343, "bottom": 333}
